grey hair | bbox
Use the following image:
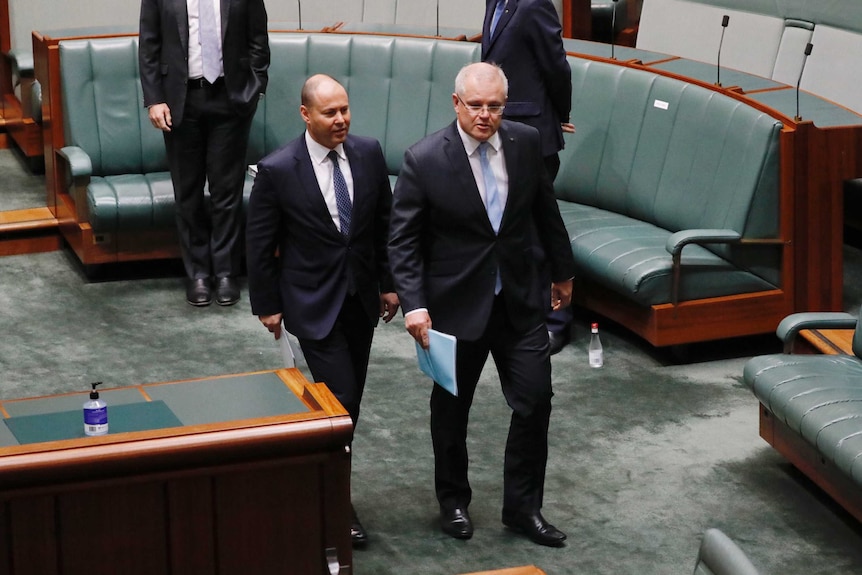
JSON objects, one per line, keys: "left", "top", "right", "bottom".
{"left": 454, "top": 62, "right": 509, "bottom": 98}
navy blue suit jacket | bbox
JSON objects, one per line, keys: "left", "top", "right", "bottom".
{"left": 482, "top": 0, "right": 572, "bottom": 157}
{"left": 246, "top": 134, "right": 394, "bottom": 340}
{"left": 388, "top": 121, "right": 575, "bottom": 341}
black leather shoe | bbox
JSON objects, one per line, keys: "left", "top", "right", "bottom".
{"left": 186, "top": 278, "right": 212, "bottom": 306}
{"left": 351, "top": 507, "right": 368, "bottom": 548}
{"left": 440, "top": 507, "right": 473, "bottom": 540}
{"left": 502, "top": 510, "right": 567, "bottom": 547}
{"left": 548, "top": 330, "right": 571, "bottom": 355}
{"left": 215, "top": 277, "right": 240, "bottom": 306}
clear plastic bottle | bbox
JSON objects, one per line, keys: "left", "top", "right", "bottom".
{"left": 83, "top": 381, "right": 109, "bottom": 436}
{"left": 589, "top": 323, "right": 604, "bottom": 368}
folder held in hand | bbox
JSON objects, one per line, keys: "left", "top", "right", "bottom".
{"left": 416, "top": 329, "right": 458, "bottom": 396}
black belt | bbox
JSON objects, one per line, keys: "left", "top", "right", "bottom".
{"left": 187, "top": 76, "right": 224, "bottom": 90}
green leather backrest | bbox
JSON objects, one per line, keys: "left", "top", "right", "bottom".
{"left": 59, "top": 37, "right": 167, "bottom": 176}
{"left": 253, "top": 33, "right": 480, "bottom": 174}
{"left": 558, "top": 56, "right": 783, "bottom": 281}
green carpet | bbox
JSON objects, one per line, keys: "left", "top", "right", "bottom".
{"left": 2, "top": 151, "right": 862, "bottom": 574}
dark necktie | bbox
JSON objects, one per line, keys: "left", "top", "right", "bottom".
{"left": 328, "top": 150, "right": 352, "bottom": 237}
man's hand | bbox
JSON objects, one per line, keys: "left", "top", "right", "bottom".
{"left": 561, "top": 122, "right": 575, "bottom": 134}
{"left": 259, "top": 313, "right": 283, "bottom": 339}
{"left": 551, "top": 279, "right": 573, "bottom": 310}
{"left": 148, "top": 103, "right": 172, "bottom": 132}
{"left": 379, "top": 292, "right": 400, "bottom": 323}
{"left": 405, "top": 310, "right": 432, "bottom": 349}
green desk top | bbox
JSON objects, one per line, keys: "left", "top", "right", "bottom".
{"left": 0, "top": 372, "right": 310, "bottom": 448}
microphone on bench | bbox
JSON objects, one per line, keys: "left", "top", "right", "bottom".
{"left": 610, "top": 0, "right": 619, "bottom": 60}
{"left": 795, "top": 42, "right": 814, "bottom": 122}
{"left": 715, "top": 14, "right": 729, "bottom": 87}
{"left": 297, "top": 0, "right": 303, "bottom": 30}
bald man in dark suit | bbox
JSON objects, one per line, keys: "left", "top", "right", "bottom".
{"left": 246, "top": 75, "right": 399, "bottom": 548}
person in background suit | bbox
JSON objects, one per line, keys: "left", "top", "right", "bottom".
{"left": 388, "top": 62, "right": 576, "bottom": 547}
{"left": 139, "top": 0, "right": 270, "bottom": 306}
{"left": 245, "top": 74, "right": 400, "bottom": 548}
{"left": 482, "top": 0, "right": 576, "bottom": 354}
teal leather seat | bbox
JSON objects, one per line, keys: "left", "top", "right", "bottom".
{"left": 556, "top": 56, "right": 783, "bottom": 306}
{"left": 744, "top": 309, "right": 862, "bottom": 487}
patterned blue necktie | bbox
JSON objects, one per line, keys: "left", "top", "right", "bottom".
{"left": 479, "top": 141, "right": 503, "bottom": 293}
{"left": 328, "top": 150, "right": 352, "bottom": 237}
{"left": 490, "top": 0, "right": 507, "bottom": 37}
{"left": 199, "top": 0, "right": 222, "bottom": 83}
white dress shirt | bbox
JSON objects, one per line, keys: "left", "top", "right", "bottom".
{"left": 456, "top": 123, "right": 509, "bottom": 214}
{"left": 305, "top": 132, "right": 356, "bottom": 234}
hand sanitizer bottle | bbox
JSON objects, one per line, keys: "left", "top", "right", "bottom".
{"left": 83, "top": 381, "right": 109, "bottom": 436}
{"left": 589, "top": 323, "right": 604, "bottom": 368}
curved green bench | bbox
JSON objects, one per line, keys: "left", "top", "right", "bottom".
{"left": 54, "top": 31, "right": 787, "bottom": 345}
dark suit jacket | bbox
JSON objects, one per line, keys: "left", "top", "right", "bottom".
{"left": 139, "top": 0, "right": 270, "bottom": 125}
{"left": 388, "top": 121, "right": 575, "bottom": 341}
{"left": 246, "top": 134, "right": 394, "bottom": 341}
{"left": 482, "top": 0, "right": 572, "bottom": 157}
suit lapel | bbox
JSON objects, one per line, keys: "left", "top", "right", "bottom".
{"left": 498, "top": 124, "right": 520, "bottom": 230}
{"left": 174, "top": 0, "right": 190, "bottom": 52}
{"left": 294, "top": 141, "right": 344, "bottom": 238}
{"left": 443, "top": 123, "right": 497, "bottom": 231}
{"left": 343, "top": 137, "right": 365, "bottom": 239}
{"left": 484, "top": 0, "right": 518, "bottom": 56}
{"left": 219, "top": 0, "right": 230, "bottom": 38}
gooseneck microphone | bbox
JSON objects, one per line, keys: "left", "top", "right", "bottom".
{"left": 436, "top": 0, "right": 440, "bottom": 37}
{"left": 297, "top": 0, "right": 303, "bottom": 30}
{"left": 795, "top": 42, "right": 814, "bottom": 122}
{"left": 716, "top": 15, "right": 729, "bottom": 86}
{"left": 610, "top": 0, "right": 619, "bottom": 60}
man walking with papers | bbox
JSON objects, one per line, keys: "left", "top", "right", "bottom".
{"left": 388, "top": 62, "right": 576, "bottom": 547}
{"left": 246, "top": 74, "right": 399, "bottom": 547}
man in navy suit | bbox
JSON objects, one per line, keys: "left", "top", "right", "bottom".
{"left": 245, "top": 74, "right": 400, "bottom": 547}
{"left": 140, "top": 0, "right": 270, "bottom": 306}
{"left": 388, "top": 63, "right": 575, "bottom": 547}
{"left": 482, "top": 0, "right": 575, "bottom": 354}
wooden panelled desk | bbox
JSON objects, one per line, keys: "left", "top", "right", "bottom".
{"left": 0, "top": 369, "right": 353, "bottom": 575}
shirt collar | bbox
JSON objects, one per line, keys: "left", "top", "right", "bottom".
{"left": 456, "top": 122, "right": 502, "bottom": 157}
{"left": 305, "top": 131, "right": 346, "bottom": 165}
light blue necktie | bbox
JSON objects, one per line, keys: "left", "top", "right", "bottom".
{"left": 328, "top": 150, "right": 352, "bottom": 237}
{"left": 479, "top": 141, "right": 503, "bottom": 293}
{"left": 199, "top": 0, "right": 222, "bottom": 83}
{"left": 490, "top": 0, "right": 507, "bottom": 37}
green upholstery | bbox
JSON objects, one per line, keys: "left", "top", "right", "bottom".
{"left": 557, "top": 56, "right": 783, "bottom": 305}
{"left": 59, "top": 33, "right": 479, "bottom": 234}
{"left": 56, "top": 32, "right": 782, "bottom": 312}
{"left": 744, "top": 308, "right": 862, "bottom": 489}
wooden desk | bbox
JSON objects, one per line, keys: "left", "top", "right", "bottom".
{"left": 0, "top": 369, "right": 353, "bottom": 575}
{"left": 798, "top": 329, "right": 854, "bottom": 355}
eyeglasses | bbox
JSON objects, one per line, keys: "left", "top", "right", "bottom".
{"left": 457, "top": 95, "right": 505, "bottom": 116}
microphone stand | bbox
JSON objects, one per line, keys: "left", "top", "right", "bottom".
{"left": 716, "top": 15, "right": 729, "bottom": 86}
{"left": 297, "top": 0, "right": 303, "bottom": 30}
{"left": 795, "top": 43, "right": 814, "bottom": 122}
{"left": 436, "top": 0, "right": 440, "bottom": 37}
{"left": 610, "top": 0, "right": 618, "bottom": 60}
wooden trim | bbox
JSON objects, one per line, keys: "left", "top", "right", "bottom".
{"left": 798, "top": 329, "right": 854, "bottom": 355}
{"left": 460, "top": 567, "right": 546, "bottom": 575}
{"left": 562, "top": 0, "right": 591, "bottom": 39}
{"left": 759, "top": 404, "right": 862, "bottom": 523}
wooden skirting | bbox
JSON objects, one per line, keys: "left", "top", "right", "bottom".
{"left": 459, "top": 567, "right": 546, "bottom": 575}
{"left": 0, "top": 207, "right": 61, "bottom": 256}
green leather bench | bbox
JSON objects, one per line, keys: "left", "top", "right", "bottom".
{"left": 557, "top": 58, "right": 787, "bottom": 346}
{"left": 53, "top": 31, "right": 788, "bottom": 345}
{"left": 54, "top": 32, "right": 480, "bottom": 264}
{"left": 743, "top": 309, "right": 862, "bottom": 521}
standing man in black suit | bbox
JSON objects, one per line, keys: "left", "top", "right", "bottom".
{"left": 388, "top": 62, "right": 576, "bottom": 547}
{"left": 482, "top": 0, "right": 575, "bottom": 354}
{"left": 246, "top": 74, "right": 399, "bottom": 547}
{"left": 139, "top": 0, "right": 270, "bottom": 306}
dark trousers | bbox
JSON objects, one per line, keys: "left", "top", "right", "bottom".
{"left": 431, "top": 295, "right": 553, "bottom": 514}
{"left": 298, "top": 293, "right": 374, "bottom": 430}
{"left": 163, "top": 82, "right": 254, "bottom": 280}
